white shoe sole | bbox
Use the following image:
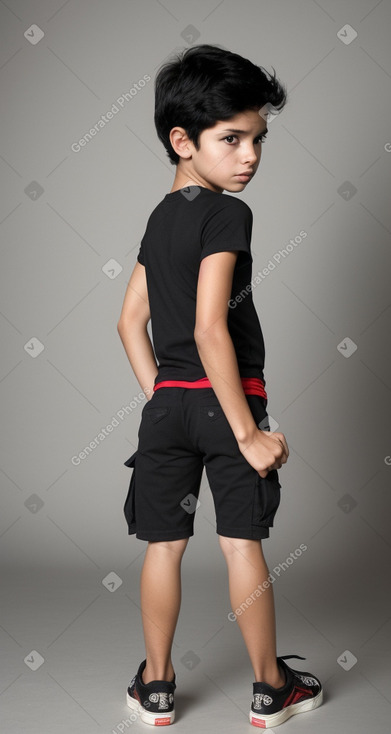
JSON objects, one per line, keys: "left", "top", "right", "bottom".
{"left": 127, "top": 691, "right": 175, "bottom": 726}
{"left": 250, "top": 688, "right": 323, "bottom": 728}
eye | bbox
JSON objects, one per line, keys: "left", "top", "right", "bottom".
{"left": 222, "top": 134, "right": 267, "bottom": 145}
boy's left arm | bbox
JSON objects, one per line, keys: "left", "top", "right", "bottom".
{"left": 194, "top": 250, "right": 289, "bottom": 476}
{"left": 117, "top": 261, "right": 158, "bottom": 400}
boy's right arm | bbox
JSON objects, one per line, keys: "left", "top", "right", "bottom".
{"left": 194, "top": 250, "right": 289, "bottom": 478}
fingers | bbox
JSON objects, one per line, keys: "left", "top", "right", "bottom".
{"left": 271, "top": 433, "right": 289, "bottom": 462}
{"left": 258, "top": 469, "right": 270, "bottom": 479}
{"left": 267, "top": 436, "right": 289, "bottom": 470}
{"left": 281, "top": 435, "right": 289, "bottom": 458}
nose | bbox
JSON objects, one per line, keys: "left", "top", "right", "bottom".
{"left": 241, "top": 143, "right": 259, "bottom": 166}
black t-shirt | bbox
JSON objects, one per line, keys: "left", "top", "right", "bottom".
{"left": 137, "top": 186, "right": 266, "bottom": 389}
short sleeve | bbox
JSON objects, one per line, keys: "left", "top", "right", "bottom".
{"left": 137, "top": 236, "right": 145, "bottom": 265}
{"left": 200, "top": 200, "right": 253, "bottom": 263}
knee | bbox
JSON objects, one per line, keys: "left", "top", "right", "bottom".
{"left": 218, "top": 535, "right": 262, "bottom": 559}
{"left": 148, "top": 538, "right": 189, "bottom": 558}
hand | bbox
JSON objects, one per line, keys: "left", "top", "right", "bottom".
{"left": 237, "top": 429, "right": 289, "bottom": 478}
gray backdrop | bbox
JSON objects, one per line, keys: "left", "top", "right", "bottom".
{"left": 1, "top": 1, "right": 390, "bottom": 732}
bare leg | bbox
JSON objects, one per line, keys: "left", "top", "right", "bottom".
{"left": 219, "top": 536, "right": 285, "bottom": 687}
{"left": 140, "top": 538, "right": 189, "bottom": 684}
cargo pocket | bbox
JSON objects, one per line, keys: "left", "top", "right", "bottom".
{"left": 252, "top": 469, "right": 281, "bottom": 528}
{"left": 123, "top": 450, "right": 137, "bottom": 534}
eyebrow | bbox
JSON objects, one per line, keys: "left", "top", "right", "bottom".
{"left": 219, "top": 127, "right": 268, "bottom": 136}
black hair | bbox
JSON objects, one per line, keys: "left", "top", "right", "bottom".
{"left": 154, "top": 43, "right": 287, "bottom": 166}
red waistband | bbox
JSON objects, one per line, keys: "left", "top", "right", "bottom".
{"left": 153, "top": 377, "right": 267, "bottom": 400}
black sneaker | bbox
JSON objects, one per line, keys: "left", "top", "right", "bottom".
{"left": 250, "top": 655, "right": 323, "bottom": 728}
{"left": 127, "top": 659, "right": 176, "bottom": 726}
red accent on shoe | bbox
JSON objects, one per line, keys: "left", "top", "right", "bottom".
{"left": 250, "top": 716, "right": 266, "bottom": 728}
{"left": 133, "top": 689, "right": 141, "bottom": 704}
{"left": 284, "top": 685, "right": 313, "bottom": 707}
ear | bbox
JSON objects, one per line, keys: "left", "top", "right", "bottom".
{"left": 169, "top": 126, "right": 194, "bottom": 160}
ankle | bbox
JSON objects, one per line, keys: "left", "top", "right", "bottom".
{"left": 254, "top": 663, "right": 285, "bottom": 688}
{"left": 142, "top": 661, "right": 175, "bottom": 684}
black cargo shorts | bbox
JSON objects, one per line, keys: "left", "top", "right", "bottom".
{"left": 123, "top": 387, "right": 281, "bottom": 541}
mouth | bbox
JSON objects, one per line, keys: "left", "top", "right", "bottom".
{"left": 235, "top": 172, "right": 253, "bottom": 181}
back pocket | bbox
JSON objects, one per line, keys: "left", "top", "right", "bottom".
{"left": 145, "top": 406, "right": 171, "bottom": 424}
{"left": 252, "top": 469, "right": 281, "bottom": 528}
{"left": 199, "top": 404, "right": 225, "bottom": 422}
{"left": 123, "top": 451, "right": 137, "bottom": 534}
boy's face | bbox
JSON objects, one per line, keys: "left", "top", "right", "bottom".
{"left": 171, "top": 108, "right": 268, "bottom": 194}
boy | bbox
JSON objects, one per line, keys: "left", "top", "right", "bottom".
{"left": 117, "top": 44, "right": 323, "bottom": 728}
